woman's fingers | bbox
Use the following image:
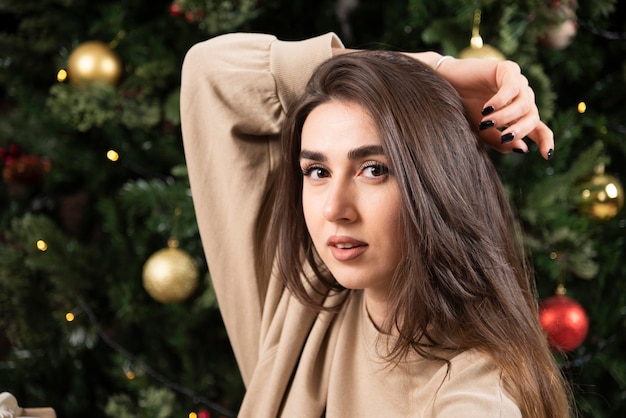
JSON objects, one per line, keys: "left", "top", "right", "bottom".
{"left": 526, "top": 122, "right": 555, "bottom": 160}
{"left": 479, "top": 119, "right": 554, "bottom": 160}
{"left": 483, "top": 61, "right": 527, "bottom": 110}
{"left": 434, "top": 57, "right": 555, "bottom": 160}
{"left": 477, "top": 62, "right": 554, "bottom": 160}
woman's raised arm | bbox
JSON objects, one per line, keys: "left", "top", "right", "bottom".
{"left": 180, "top": 32, "right": 342, "bottom": 384}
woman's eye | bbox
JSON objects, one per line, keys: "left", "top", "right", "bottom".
{"left": 302, "top": 164, "right": 329, "bottom": 180}
{"left": 362, "top": 162, "right": 389, "bottom": 178}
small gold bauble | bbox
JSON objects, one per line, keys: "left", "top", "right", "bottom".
{"left": 460, "top": 10, "right": 505, "bottom": 61}
{"left": 142, "top": 243, "right": 199, "bottom": 303}
{"left": 459, "top": 42, "right": 505, "bottom": 60}
{"left": 577, "top": 173, "right": 624, "bottom": 220}
{"left": 67, "top": 41, "right": 123, "bottom": 87}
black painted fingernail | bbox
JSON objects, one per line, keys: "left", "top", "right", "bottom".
{"left": 501, "top": 132, "right": 515, "bottom": 144}
{"left": 547, "top": 148, "right": 554, "bottom": 160}
{"left": 513, "top": 148, "right": 527, "bottom": 154}
{"left": 482, "top": 106, "right": 495, "bottom": 116}
{"left": 479, "top": 120, "right": 495, "bottom": 130}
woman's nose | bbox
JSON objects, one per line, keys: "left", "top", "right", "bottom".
{"left": 323, "top": 179, "right": 357, "bottom": 223}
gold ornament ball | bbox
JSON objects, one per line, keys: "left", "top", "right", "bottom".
{"left": 577, "top": 173, "right": 624, "bottom": 220}
{"left": 142, "top": 246, "right": 200, "bottom": 303}
{"left": 459, "top": 43, "right": 505, "bottom": 60}
{"left": 67, "top": 41, "right": 123, "bottom": 87}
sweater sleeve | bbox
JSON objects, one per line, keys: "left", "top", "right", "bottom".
{"left": 428, "top": 350, "right": 521, "bottom": 418}
{"left": 180, "top": 32, "right": 343, "bottom": 386}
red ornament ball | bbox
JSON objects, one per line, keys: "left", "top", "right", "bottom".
{"left": 539, "top": 294, "right": 589, "bottom": 352}
{"left": 2, "top": 154, "right": 51, "bottom": 188}
{"left": 169, "top": 2, "right": 182, "bottom": 16}
{"left": 198, "top": 410, "right": 211, "bottom": 418}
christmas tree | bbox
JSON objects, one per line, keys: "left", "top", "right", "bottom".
{"left": 1, "top": 0, "right": 624, "bottom": 416}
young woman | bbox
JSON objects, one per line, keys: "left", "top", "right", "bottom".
{"left": 180, "top": 33, "right": 571, "bottom": 417}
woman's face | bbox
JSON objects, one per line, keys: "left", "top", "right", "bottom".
{"left": 300, "top": 100, "right": 403, "bottom": 302}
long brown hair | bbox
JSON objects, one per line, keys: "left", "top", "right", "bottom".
{"left": 265, "top": 50, "right": 572, "bottom": 418}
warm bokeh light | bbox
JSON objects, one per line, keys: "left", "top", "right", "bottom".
{"left": 125, "top": 370, "right": 136, "bottom": 380}
{"left": 577, "top": 101, "right": 586, "bottom": 113}
{"left": 189, "top": 413, "right": 198, "bottom": 418}
{"left": 107, "top": 149, "right": 119, "bottom": 162}
{"left": 36, "top": 240, "right": 48, "bottom": 251}
{"left": 65, "top": 312, "right": 75, "bottom": 322}
{"left": 57, "top": 69, "right": 68, "bottom": 82}
{"left": 606, "top": 183, "right": 619, "bottom": 199}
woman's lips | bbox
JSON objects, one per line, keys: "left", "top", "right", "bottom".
{"left": 327, "top": 236, "right": 368, "bottom": 261}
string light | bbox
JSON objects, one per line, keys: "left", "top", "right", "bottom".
{"left": 65, "top": 312, "right": 75, "bottom": 322}
{"left": 36, "top": 239, "right": 48, "bottom": 251}
{"left": 57, "top": 69, "right": 68, "bottom": 82}
{"left": 189, "top": 413, "right": 198, "bottom": 418}
{"left": 106, "top": 149, "right": 119, "bottom": 162}
{"left": 577, "top": 101, "right": 587, "bottom": 113}
{"left": 125, "top": 370, "right": 136, "bottom": 380}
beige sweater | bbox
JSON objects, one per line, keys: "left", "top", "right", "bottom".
{"left": 180, "top": 32, "right": 521, "bottom": 418}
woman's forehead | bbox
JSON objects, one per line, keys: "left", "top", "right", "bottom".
{"left": 301, "top": 100, "right": 380, "bottom": 151}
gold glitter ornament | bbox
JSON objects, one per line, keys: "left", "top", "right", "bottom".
{"left": 142, "top": 238, "right": 199, "bottom": 303}
{"left": 459, "top": 10, "right": 505, "bottom": 61}
{"left": 577, "top": 167, "right": 624, "bottom": 221}
{"left": 67, "top": 41, "right": 123, "bottom": 87}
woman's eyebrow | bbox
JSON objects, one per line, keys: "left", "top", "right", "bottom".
{"left": 300, "top": 150, "right": 325, "bottom": 162}
{"left": 300, "top": 145, "right": 384, "bottom": 162}
{"left": 347, "top": 145, "right": 384, "bottom": 160}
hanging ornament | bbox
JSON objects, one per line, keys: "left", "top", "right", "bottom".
{"left": 197, "top": 409, "right": 211, "bottom": 418}
{"left": 67, "top": 40, "right": 123, "bottom": 87}
{"left": 576, "top": 163, "right": 624, "bottom": 221}
{"left": 539, "top": 1, "right": 578, "bottom": 50}
{"left": 169, "top": 0, "right": 183, "bottom": 17}
{"left": 459, "top": 9, "right": 505, "bottom": 60}
{"left": 540, "top": 18, "right": 577, "bottom": 50}
{"left": 168, "top": 0, "right": 205, "bottom": 23}
{"left": 539, "top": 284, "right": 589, "bottom": 352}
{"left": 142, "top": 238, "right": 200, "bottom": 303}
{"left": 1, "top": 146, "right": 51, "bottom": 197}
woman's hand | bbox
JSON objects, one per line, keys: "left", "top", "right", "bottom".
{"left": 336, "top": 48, "right": 554, "bottom": 160}
{"left": 432, "top": 56, "right": 554, "bottom": 160}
